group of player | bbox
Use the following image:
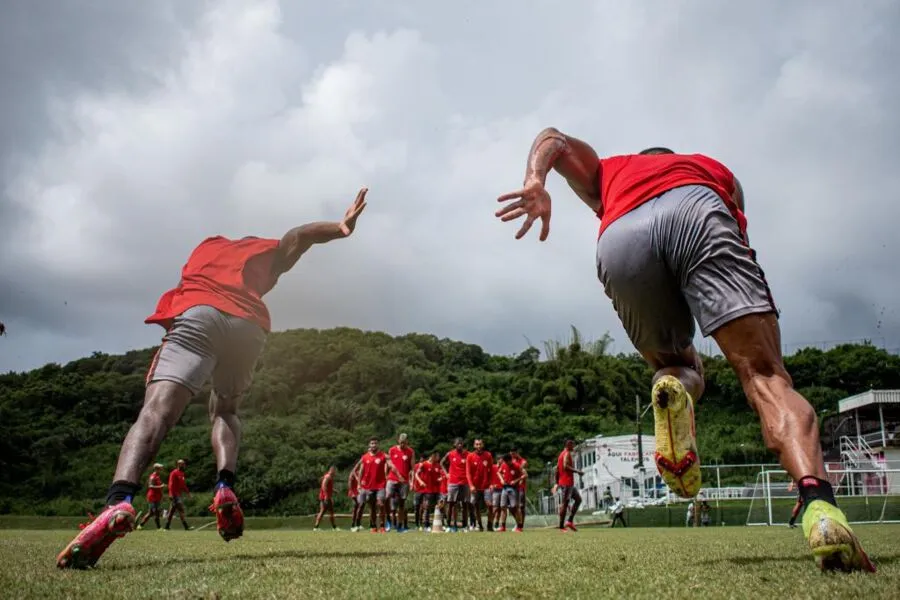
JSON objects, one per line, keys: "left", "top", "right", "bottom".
{"left": 134, "top": 460, "right": 192, "bottom": 531}
{"left": 313, "top": 434, "right": 586, "bottom": 534}
{"left": 313, "top": 435, "right": 543, "bottom": 533}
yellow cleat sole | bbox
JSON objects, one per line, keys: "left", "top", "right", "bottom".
{"left": 652, "top": 375, "right": 701, "bottom": 498}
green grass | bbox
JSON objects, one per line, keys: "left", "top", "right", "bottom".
{"left": 1, "top": 525, "right": 898, "bottom": 599}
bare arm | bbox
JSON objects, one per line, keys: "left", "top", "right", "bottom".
{"left": 732, "top": 176, "right": 745, "bottom": 213}
{"left": 523, "top": 127, "right": 602, "bottom": 215}
{"left": 272, "top": 187, "right": 368, "bottom": 276}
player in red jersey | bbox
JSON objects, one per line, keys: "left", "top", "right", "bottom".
{"left": 556, "top": 440, "right": 583, "bottom": 532}
{"left": 411, "top": 457, "right": 427, "bottom": 530}
{"left": 495, "top": 129, "right": 874, "bottom": 572}
{"left": 165, "top": 460, "right": 192, "bottom": 531}
{"left": 416, "top": 452, "right": 441, "bottom": 530}
{"left": 488, "top": 458, "right": 503, "bottom": 531}
{"left": 386, "top": 433, "right": 415, "bottom": 533}
{"left": 136, "top": 463, "right": 166, "bottom": 530}
{"left": 441, "top": 438, "right": 469, "bottom": 532}
{"left": 466, "top": 439, "right": 493, "bottom": 532}
{"left": 313, "top": 466, "right": 337, "bottom": 531}
{"left": 56, "top": 189, "right": 368, "bottom": 569}
{"left": 510, "top": 449, "right": 528, "bottom": 529}
{"left": 348, "top": 463, "right": 363, "bottom": 532}
{"left": 354, "top": 438, "right": 389, "bottom": 532}
{"left": 497, "top": 454, "right": 524, "bottom": 532}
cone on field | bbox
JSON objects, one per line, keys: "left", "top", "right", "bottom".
{"left": 431, "top": 507, "right": 444, "bottom": 533}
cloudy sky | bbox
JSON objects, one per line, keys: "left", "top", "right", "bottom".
{"left": 2, "top": 0, "right": 899, "bottom": 373}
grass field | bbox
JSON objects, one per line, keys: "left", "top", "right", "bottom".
{"left": 0, "top": 524, "right": 898, "bottom": 599}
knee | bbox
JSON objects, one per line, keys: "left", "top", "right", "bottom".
{"left": 139, "top": 385, "right": 187, "bottom": 431}
{"left": 209, "top": 401, "right": 239, "bottom": 423}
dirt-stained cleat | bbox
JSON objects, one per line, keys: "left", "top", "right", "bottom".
{"left": 802, "top": 500, "right": 876, "bottom": 573}
{"left": 652, "top": 375, "right": 701, "bottom": 498}
{"left": 210, "top": 486, "right": 244, "bottom": 542}
{"left": 56, "top": 502, "right": 135, "bottom": 569}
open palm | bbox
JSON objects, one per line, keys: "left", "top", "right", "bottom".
{"left": 339, "top": 187, "right": 368, "bottom": 236}
{"left": 495, "top": 180, "right": 552, "bottom": 241}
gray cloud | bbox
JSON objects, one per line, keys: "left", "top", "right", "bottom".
{"left": 2, "top": 0, "right": 899, "bottom": 373}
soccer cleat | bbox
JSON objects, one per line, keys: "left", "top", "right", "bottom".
{"left": 565, "top": 521, "right": 577, "bottom": 532}
{"left": 802, "top": 500, "right": 876, "bottom": 573}
{"left": 209, "top": 486, "right": 244, "bottom": 542}
{"left": 652, "top": 375, "right": 701, "bottom": 498}
{"left": 56, "top": 502, "right": 135, "bottom": 569}
{"left": 513, "top": 527, "right": 523, "bottom": 533}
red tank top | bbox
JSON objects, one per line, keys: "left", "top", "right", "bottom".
{"left": 597, "top": 153, "right": 746, "bottom": 237}
{"left": 319, "top": 474, "right": 334, "bottom": 500}
{"left": 557, "top": 449, "right": 574, "bottom": 487}
{"left": 145, "top": 236, "right": 281, "bottom": 332}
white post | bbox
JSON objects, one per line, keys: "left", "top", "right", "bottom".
{"left": 879, "top": 404, "right": 887, "bottom": 448}
{"left": 716, "top": 465, "right": 722, "bottom": 526}
{"left": 764, "top": 470, "right": 773, "bottom": 526}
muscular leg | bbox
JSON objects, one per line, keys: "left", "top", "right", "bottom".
{"left": 568, "top": 489, "right": 582, "bottom": 522}
{"left": 645, "top": 345, "right": 705, "bottom": 401}
{"left": 209, "top": 390, "right": 242, "bottom": 475}
{"left": 558, "top": 489, "right": 569, "bottom": 529}
{"left": 113, "top": 382, "right": 193, "bottom": 484}
{"left": 314, "top": 503, "right": 325, "bottom": 528}
{"left": 712, "top": 313, "right": 825, "bottom": 480}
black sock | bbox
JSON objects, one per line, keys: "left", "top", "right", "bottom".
{"left": 155, "top": 516, "right": 161, "bottom": 529}
{"left": 106, "top": 481, "right": 141, "bottom": 506}
{"left": 216, "top": 469, "right": 236, "bottom": 489}
{"left": 798, "top": 477, "right": 837, "bottom": 507}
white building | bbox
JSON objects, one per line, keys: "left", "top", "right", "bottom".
{"left": 568, "top": 434, "right": 664, "bottom": 510}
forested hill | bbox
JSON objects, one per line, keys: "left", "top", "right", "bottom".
{"left": 1, "top": 327, "right": 898, "bottom": 516}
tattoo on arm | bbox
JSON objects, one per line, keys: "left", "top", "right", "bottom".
{"left": 524, "top": 127, "right": 602, "bottom": 214}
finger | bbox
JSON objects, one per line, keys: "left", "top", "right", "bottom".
{"left": 494, "top": 199, "right": 525, "bottom": 217}
{"left": 351, "top": 201, "right": 368, "bottom": 218}
{"left": 499, "top": 207, "right": 527, "bottom": 222}
{"left": 539, "top": 214, "right": 551, "bottom": 241}
{"left": 515, "top": 215, "right": 536, "bottom": 239}
{"left": 355, "top": 187, "right": 369, "bottom": 205}
{"left": 497, "top": 189, "right": 525, "bottom": 202}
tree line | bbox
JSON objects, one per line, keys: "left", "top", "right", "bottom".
{"left": 1, "top": 326, "right": 897, "bottom": 516}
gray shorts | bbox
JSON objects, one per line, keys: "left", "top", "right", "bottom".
{"left": 447, "top": 484, "right": 469, "bottom": 503}
{"left": 500, "top": 487, "right": 518, "bottom": 508}
{"left": 147, "top": 502, "right": 160, "bottom": 513}
{"left": 490, "top": 489, "right": 501, "bottom": 507}
{"left": 470, "top": 489, "right": 488, "bottom": 509}
{"left": 358, "top": 488, "right": 386, "bottom": 504}
{"left": 386, "top": 481, "right": 409, "bottom": 509}
{"left": 169, "top": 496, "right": 184, "bottom": 508}
{"left": 596, "top": 185, "right": 776, "bottom": 354}
{"left": 146, "top": 304, "right": 268, "bottom": 400}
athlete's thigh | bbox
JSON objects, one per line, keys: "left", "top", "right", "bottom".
{"left": 146, "top": 305, "right": 223, "bottom": 394}
{"left": 210, "top": 315, "right": 268, "bottom": 412}
{"left": 664, "top": 185, "right": 777, "bottom": 337}
{"left": 596, "top": 197, "right": 695, "bottom": 357}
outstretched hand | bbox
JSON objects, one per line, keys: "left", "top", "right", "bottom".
{"left": 339, "top": 187, "right": 368, "bottom": 236}
{"left": 495, "top": 179, "right": 552, "bottom": 241}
